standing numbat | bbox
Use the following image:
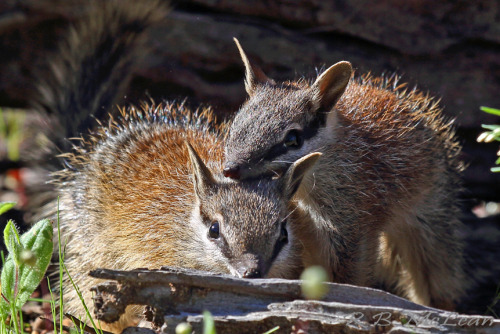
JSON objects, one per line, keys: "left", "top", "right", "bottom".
{"left": 224, "top": 38, "right": 466, "bottom": 310}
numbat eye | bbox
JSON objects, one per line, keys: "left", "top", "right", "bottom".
{"left": 279, "top": 221, "right": 288, "bottom": 244}
{"left": 284, "top": 130, "right": 303, "bottom": 148}
{"left": 208, "top": 222, "right": 220, "bottom": 239}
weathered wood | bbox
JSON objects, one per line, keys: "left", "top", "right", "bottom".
{"left": 169, "top": 302, "right": 500, "bottom": 334}
{"left": 91, "top": 267, "right": 429, "bottom": 310}
{"left": 90, "top": 267, "right": 500, "bottom": 334}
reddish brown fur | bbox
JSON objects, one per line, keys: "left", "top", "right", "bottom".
{"left": 32, "top": 3, "right": 318, "bottom": 331}
{"left": 322, "top": 76, "right": 463, "bottom": 308}
{"left": 50, "top": 103, "right": 318, "bottom": 332}
{"left": 224, "top": 55, "right": 465, "bottom": 310}
{"left": 52, "top": 103, "right": 226, "bottom": 330}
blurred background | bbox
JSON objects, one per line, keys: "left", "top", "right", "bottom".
{"left": 0, "top": 0, "right": 499, "bottom": 231}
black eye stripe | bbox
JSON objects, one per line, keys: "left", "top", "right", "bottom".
{"left": 262, "top": 127, "right": 318, "bottom": 162}
{"left": 301, "top": 126, "right": 318, "bottom": 141}
{"left": 270, "top": 221, "right": 288, "bottom": 263}
{"left": 264, "top": 143, "right": 288, "bottom": 161}
{"left": 261, "top": 111, "right": 327, "bottom": 162}
{"left": 313, "top": 108, "right": 328, "bottom": 128}
{"left": 300, "top": 111, "right": 328, "bottom": 141}
{"left": 279, "top": 222, "right": 288, "bottom": 242}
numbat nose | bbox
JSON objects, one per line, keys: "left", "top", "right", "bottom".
{"left": 242, "top": 268, "right": 261, "bottom": 278}
{"left": 234, "top": 253, "right": 262, "bottom": 278}
{"left": 223, "top": 164, "right": 241, "bottom": 179}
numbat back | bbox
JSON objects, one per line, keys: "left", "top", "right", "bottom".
{"left": 224, "top": 39, "right": 465, "bottom": 310}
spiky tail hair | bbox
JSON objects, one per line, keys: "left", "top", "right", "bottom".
{"left": 31, "top": 0, "right": 169, "bottom": 147}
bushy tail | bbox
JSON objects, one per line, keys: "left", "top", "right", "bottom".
{"left": 26, "top": 0, "right": 168, "bottom": 220}
{"left": 31, "top": 0, "right": 168, "bottom": 144}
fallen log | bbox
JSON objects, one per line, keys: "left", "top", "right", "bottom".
{"left": 90, "top": 266, "right": 500, "bottom": 333}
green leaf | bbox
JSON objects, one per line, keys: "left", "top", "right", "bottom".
{"left": 491, "top": 167, "right": 500, "bottom": 173}
{"left": 0, "top": 219, "right": 53, "bottom": 316}
{"left": 481, "top": 106, "right": 500, "bottom": 117}
{"left": 203, "top": 311, "right": 216, "bottom": 334}
{"left": 481, "top": 124, "right": 500, "bottom": 131}
{"left": 0, "top": 202, "right": 15, "bottom": 216}
{"left": 4, "top": 220, "right": 22, "bottom": 267}
{"left": 262, "top": 326, "right": 280, "bottom": 334}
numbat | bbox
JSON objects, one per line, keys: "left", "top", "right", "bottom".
{"left": 223, "top": 39, "right": 465, "bottom": 310}
{"left": 33, "top": 1, "right": 321, "bottom": 332}
{"left": 52, "top": 104, "right": 319, "bottom": 332}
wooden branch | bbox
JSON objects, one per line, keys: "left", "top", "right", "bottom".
{"left": 90, "top": 267, "right": 500, "bottom": 333}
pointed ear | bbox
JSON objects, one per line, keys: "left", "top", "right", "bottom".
{"left": 233, "top": 37, "right": 275, "bottom": 96}
{"left": 282, "top": 152, "right": 322, "bottom": 199}
{"left": 186, "top": 142, "right": 216, "bottom": 198}
{"left": 312, "top": 61, "right": 352, "bottom": 111}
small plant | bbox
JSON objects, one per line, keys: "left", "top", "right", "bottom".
{"left": 0, "top": 108, "right": 25, "bottom": 162}
{"left": 477, "top": 107, "right": 500, "bottom": 316}
{"left": 202, "top": 311, "right": 216, "bottom": 334}
{"left": 0, "top": 203, "right": 15, "bottom": 216}
{"left": 477, "top": 106, "right": 500, "bottom": 172}
{"left": 53, "top": 198, "right": 104, "bottom": 334}
{"left": 262, "top": 325, "right": 280, "bottom": 334}
{"left": 0, "top": 202, "right": 53, "bottom": 333}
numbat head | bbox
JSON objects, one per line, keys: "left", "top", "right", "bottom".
{"left": 223, "top": 38, "right": 352, "bottom": 180}
{"left": 185, "top": 142, "right": 321, "bottom": 279}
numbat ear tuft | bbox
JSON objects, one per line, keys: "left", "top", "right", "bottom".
{"left": 233, "top": 37, "right": 275, "bottom": 96}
